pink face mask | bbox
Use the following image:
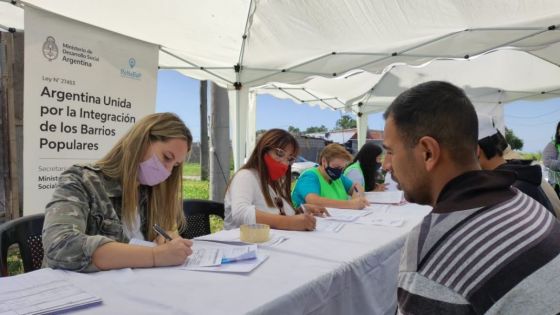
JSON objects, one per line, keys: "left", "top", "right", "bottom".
{"left": 137, "top": 154, "right": 171, "bottom": 186}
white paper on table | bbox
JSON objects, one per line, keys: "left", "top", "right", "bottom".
{"left": 365, "top": 191, "right": 404, "bottom": 204}
{"left": 364, "top": 204, "right": 391, "bottom": 214}
{"left": 182, "top": 242, "right": 266, "bottom": 273}
{"left": 185, "top": 255, "right": 269, "bottom": 273}
{"left": 324, "top": 208, "right": 371, "bottom": 222}
{"left": 357, "top": 217, "right": 405, "bottom": 227}
{"left": 196, "top": 229, "right": 288, "bottom": 248}
{"left": 182, "top": 248, "right": 223, "bottom": 268}
{"left": 129, "top": 238, "right": 156, "bottom": 247}
{"left": 315, "top": 219, "right": 344, "bottom": 233}
{"left": 222, "top": 244, "right": 258, "bottom": 262}
{"left": 0, "top": 268, "right": 101, "bottom": 314}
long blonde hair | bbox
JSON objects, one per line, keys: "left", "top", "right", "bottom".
{"left": 96, "top": 113, "right": 192, "bottom": 240}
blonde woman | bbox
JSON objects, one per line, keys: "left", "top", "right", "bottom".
{"left": 42, "top": 113, "right": 193, "bottom": 272}
{"left": 292, "top": 144, "right": 369, "bottom": 209}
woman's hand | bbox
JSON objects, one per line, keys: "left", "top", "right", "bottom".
{"left": 350, "top": 183, "right": 365, "bottom": 197}
{"left": 374, "top": 183, "right": 388, "bottom": 192}
{"left": 154, "top": 230, "right": 181, "bottom": 245}
{"left": 289, "top": 213, "right": 316, "bottom": 231}
{"left": 302, "top": 204, "right": 330, "bottom": 217}
{"left": 152, "top": 237, "right": 193, "bottom": 267}
{"left": 349, "top": 196, "right": 369, "bottom": 209}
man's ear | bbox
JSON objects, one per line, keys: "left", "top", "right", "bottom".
{"left": 418, "top": 136, "right": 440, "bottom": 172}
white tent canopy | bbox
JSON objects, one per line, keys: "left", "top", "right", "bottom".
{"left": 256, "top": 49, "right": 560, "bottom": 146}
{"left": 3, "top": 0, "right": 560, "bottom": 168}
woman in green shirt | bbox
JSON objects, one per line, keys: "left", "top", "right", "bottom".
{"left": 292, "top": 144, "right": 369, "bottom": 209}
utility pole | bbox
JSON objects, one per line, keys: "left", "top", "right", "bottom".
{"left": 199, "top": 80, "right": 209, "bottom": 180}
{"left": 209, "top": 82, "right": 230, "bottom": 201}
{"left": 0, "top": 31, "right": 24, "bottom": 221}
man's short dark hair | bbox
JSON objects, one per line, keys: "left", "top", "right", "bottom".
{"left": 383, "top": 81, "right": 478, "bottom": 164}
{"left": 478, "top": 131, "right": 508, "bottom": 159}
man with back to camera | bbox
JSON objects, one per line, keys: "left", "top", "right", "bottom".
{"left": 476, "top": 113, "right": 556, "bottom": 216}
{"left": 382, "top": 81, "right": 560, "bottom": 314}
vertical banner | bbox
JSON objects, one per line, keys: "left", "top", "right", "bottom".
{"left": 23, "top": 7, "right": 159, "bottom": 215}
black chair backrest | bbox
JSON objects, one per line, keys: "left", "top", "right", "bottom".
{"left": 182, "top": 199, "right": 224, "bottom": 239}
{"left": 0, "top": 214, "right": 45, "bottom": 277}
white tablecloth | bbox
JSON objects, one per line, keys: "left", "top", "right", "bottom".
{"left": 18, "top": 204, "right": 431, "bottom": 315}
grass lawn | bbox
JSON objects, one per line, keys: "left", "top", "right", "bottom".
{"left": 183, "top": 163, "right": 202, "bottom": 177}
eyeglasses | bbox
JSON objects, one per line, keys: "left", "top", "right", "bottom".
{"left": 274, "top": 197, "right": 286, "bottom": 216}
{"left": 270, "top": 148, "right": 296, "bottom": 165}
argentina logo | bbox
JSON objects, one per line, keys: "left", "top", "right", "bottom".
{"left": 42, "top": 36, "right": 59, "bottom": 61}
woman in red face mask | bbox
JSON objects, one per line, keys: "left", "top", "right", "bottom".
{"left": 224, "top": 129, "right": 328, "bottom": 231}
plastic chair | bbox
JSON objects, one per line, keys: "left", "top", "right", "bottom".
{"left": 181, "top": 199, "right": 224, "bottom": 239}
{"left": 0, "top": 214, "right": 45, "bottom": 277}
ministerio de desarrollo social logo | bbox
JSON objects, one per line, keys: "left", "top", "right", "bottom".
{"left": 42, "top": 36, "right": 59, "bottom": 61}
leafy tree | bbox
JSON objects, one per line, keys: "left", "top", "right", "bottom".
{"left": 505, "top": 127, "right": 523, "bottom": 150}
{"left": 288, "top": 125, "right": 301, "bottom": 135}
{"left": 335, "top": 115, "right": 357, "bottom": 130}
{"left": 304, "top": 125, "right": 328, "bottom": 133}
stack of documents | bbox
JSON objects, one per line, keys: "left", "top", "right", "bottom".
{"left": 129, "top": 238, "right": 267, "bottom": 273}
{"left": 196, "top": 228, "right": 288, "bottom": 248}
{"left": 0, "top": 268, "right": 101, "bottom": 315}
{"left": 182, "top": 243, "right": 267, "bottom": 273}
{"left": 357, "top": 217, "right": 405, "bottom": 227}
{"left": 315, "top": 219, "right": 345, "bottom": 232}
{"left": 365, "top": 191, "right": 405, "bottom": 204}
{"left": 324, "top": 208, "right": 372, "bottom": 222}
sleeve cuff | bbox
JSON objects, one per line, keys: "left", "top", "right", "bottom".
{"left": 81, "top": 235, "right": 115, "bottom": 272}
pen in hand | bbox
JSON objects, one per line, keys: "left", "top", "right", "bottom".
{"left": 353, "top": 185, "right": 364, "bottom": 197}
{"left": 153, "top": 224, "right": 173, "bottom": 242}
{"left": 302, "top": 204, "right": 330, "bottom": 217}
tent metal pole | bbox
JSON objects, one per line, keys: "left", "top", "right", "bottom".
{"left": 244, "top": 67, "right": 333, "bottom": 77}
{"left": 244, "top": 52, "right": 334, "bottom": 85}
{"left": 259, "top": 87, "right": 305, "bottom": 91}
{"left": 300, "top": 97, "right": 339, "bottom": 102}
{"left": 274, "top": 87, "right": 307, "bottom": 104}
{"left": 331, "top": 52, "right": 390, "bottom": 57}
{"left": 302, "top": 88, "right": 340, "bottom": 111}
{"left": 468, "top": 29, "right": 552, "bottom": 57}
{"left": 158, "top": 66, "right": 232, "bottom": 70}
{"left": 0, "top": 24, "right": 18, "bottom": 33}
{"left": 527, "top": 53, "right": 560, "bottom": 67}
{"left": 346, "top": 31, "right": 463, "bottom": 72}
{"left": 160, "top": 47, "right": 234, "bottom": 85}
{"left": 237, "top": 0, "right": 256, "bottom": 67}
{"left": 469, "top": 26, "right": 554, "bottom": 31}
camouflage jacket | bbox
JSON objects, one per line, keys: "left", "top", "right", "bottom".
{"left": 42, "top": 164, "right": 150, "bottom": 272}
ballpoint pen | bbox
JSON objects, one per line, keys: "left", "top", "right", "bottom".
{"left": 354, "top": 185, "right": 363, "bottom": 196}
{"left": 153, "top": 224, "right": 173, "bottom": 241}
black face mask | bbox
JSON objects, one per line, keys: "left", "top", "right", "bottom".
{"left": 325, "top": 166, "right": 343, "bottom": 180}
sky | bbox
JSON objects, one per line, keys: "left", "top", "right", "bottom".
{"left": 156, "top": 70, "right": 559, "bottom": 153}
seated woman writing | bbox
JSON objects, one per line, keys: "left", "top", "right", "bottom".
{"left": 224, "top": 129, "right": 327, "bottom": 231}
{"left": 344, "top": 142, "right": 387, "bottom": 192}
{"left": 292, "top": 144, "right": 369, "bottom": 210}
{"left": 42, "top": 113, "right": 193, "bottom": 272}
